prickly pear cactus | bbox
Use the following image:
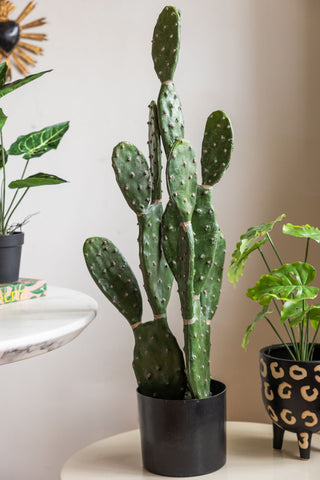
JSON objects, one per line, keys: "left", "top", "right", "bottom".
{"left": 83, "top": 237, "right": 186, "bottom": 399}
{"left": 84, "top": 5, "right": 234, "bottom": 401}
{"left": 152, "top": 6, "right": 181, "bottom": 83}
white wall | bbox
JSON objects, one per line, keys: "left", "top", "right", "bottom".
{"left": 1, "top": 0, "right": 319, "bottom": 478}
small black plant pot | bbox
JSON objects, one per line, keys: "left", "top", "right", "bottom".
{"left": 137, "top": 379, "right": 226, "bottom": 477}
{"left": 0, "top": 232, "right": 24, "bottom": 284}
{"left": 260, "top": 344, "right": 320, "bottom": 459}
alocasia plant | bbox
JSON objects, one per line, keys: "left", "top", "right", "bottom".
{"left": 0, "top": 62, "right": 69, "bottom": 235}
{"left": 228, "top": 215, "right": 320, "bottom": 361}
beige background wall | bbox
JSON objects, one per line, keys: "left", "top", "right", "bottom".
{"left": 1, "top": 0, "right": 319, "bottom": 478}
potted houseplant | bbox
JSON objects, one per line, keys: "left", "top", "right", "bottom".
{"left": 83, "top": 5, "right": 233, "bottom": 477}
{"left": 228, "top": 214, "right": 320, "bottom": 459}
{"left": 0, "top": 62, "right": 69, "bottom": 284}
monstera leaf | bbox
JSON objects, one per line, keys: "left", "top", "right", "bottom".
{"left": 0, "top": 67, "right": 50, "bottom": 99}
{"left": 8, "top": 122, "right": 69, "bottom": 159}
{"left": 242, "top": 306, "right": 272, "bottom": 350}
{"left": 9, "top": 173, "right": 67, "bottom": 189}
{"left": 281, "top": 301, "right": 320, "bottom": 327}
{"left": 228, "top": 214, "right": 285, "bottom": 286}
{"left": 247, "top": 262, "right": 319, "bottom": 306}
{"left": 283, "top": 223, "right": 320, "bottom": 243}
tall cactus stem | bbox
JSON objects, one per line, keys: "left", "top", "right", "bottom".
{"left": 148, "top": 101, "right": 162, "bottom": 202}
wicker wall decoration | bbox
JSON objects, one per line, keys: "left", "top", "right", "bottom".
{"left": 0, "top": 0, "right": 46, "bottom": 79}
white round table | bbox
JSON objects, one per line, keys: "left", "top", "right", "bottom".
{"left": 0, "top": 285, "right": 97, "bottom": 365}
{"left": 61, "top": 421, "right": 320, "bottom": 479}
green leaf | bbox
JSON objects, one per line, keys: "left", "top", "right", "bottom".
{"left": 9, "top": 173, "right": 68, "bottom": 189}
{"left": 0, "top": 70, "right": 51, "bottom": 99}
{"left": 281, "top": 302, "right": 320, "bottom": 328}
{"left": 0, "top": 108, "right": 7, "bottom": 130}
{"left": 8, "top": 121, "right": 70, "bottom": 160}
{"left": 0, "top": 63, "right": 8, "bottom": 87}
{"left": 310, "top": 306, "right": 320, "bottom": 329}
{"left": 283, "top": 223, "right": 320, "bottom": 243}
{"left": 242, "top": 306, "right": 271, "bottom": 350}
{"left": 227, "top": 214, "right": 286, "bottom": 286}
{"left": 281, "top": 300, "right": 305, "bottom": 326}
{"left": 247, "top": 262, "right": 319, "bottom": 306}
{"left": 0, "top": 146, "right": 8, "bottom": 170}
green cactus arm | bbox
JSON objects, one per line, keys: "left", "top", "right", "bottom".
{"left": 164, "top": 140, "right": 198, "bottom": 318}
{"left": 166, "top": 139, "right": 198, "bottom": 223}
{"left": 162, "top": 202, "right": 195, "bottom": 320}
{"left": 112, "top": 142, "right": 152, "bottom": 215}
{"left": 192, "top": 185, "right": 219, "bottom": 295}
{"left": 201, "top": 111, "right": 234, "bottom": 187}
{"left": 83, "top": 237, "right": 142, "bottom": 327}
{"left": 161, "top": 200, "right": 180, "bottom": 278}
{"left": 201, "top": 229, "right": 226, "bottom": 322}
{"left": 133, "top": 318, "right": 186, "bottom": 399}
{"left": 183, "top": 299, "right": 211, "bottom": 399}
{"left": 157, "top": 83, "right": 184, "bottom": 158}
{"left": 138, "top": 203, "right": 173, "bottom": 315}
{"left": 152, "top": 6, "right": 181, "bottom": 83}
{"left": 148, "top": 101, "right": 162, "bottom": 202}
{"left": 176, "top": 222, "right": 196, "bottom": 321}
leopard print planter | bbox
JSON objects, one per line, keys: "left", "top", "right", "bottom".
{"left": 260, "top": 344, "right": 320, "bottom": 459}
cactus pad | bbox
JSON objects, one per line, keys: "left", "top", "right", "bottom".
{"left": 152, "top": 6, "right": 181, "bottom": 83}
{"left": 167, "top": 139, "right": 197, "bottom": 223}
{"left": 161, "top": 200, "right": 180, "bottom": 278}
{"left": 201, "top": 111, "right": 233, "bottom": 187}
{"left": 83, "top": 237, "right": 142, "bottom": 326}
{"left": 157, "top": 83, "right": 184, "bottom": 158}
{"left": 176, "top": 223, "right": 195, "bottom": 321}
{"left": 133, "top": 318, "right": 186, "bottom": 399}
{"left": 112, "top": 142, "right": 152, "bottom": 215}
{"left": 201, "top": 230, "right": 226, "bottom": 322}
{"left": 138, "top": 203, "right": 173, "bottom": 315}
{"left": 148, "top": 101, "right": 162, "bottom": 202}
{"left": 192, "top": 185, "right": 219, "bottom": 295}
{"left": 183, "top": 299, "right": 211, "bottom": 398}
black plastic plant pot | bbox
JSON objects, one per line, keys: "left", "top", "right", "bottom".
{"left": 260, "top": 344, "right": 320, "bottom": 460}
{"left": 137, "top": 379, "right": 226, "bottom": 477}
{"left": 0, "top": 232, "right": 24, "bottom": 284}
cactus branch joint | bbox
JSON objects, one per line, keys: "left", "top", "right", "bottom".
{"left": 84, "top": 5, "right": 234, "bottom": 400}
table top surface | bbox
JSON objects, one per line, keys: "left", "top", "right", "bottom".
{"left": 0, "top": 285, "right": 97, "bottom": 365}
{"left": 61, "top": 421, "right": 320, "bottom": 479}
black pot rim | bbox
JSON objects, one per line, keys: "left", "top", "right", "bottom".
{"left": 0, "top": 231, "right": 24, "bottom": 247}
{"left": 260, "top": 343, "right": 320, "bottom": 363}
{"left": 137, "top": 379, "right": 226, "bottom": 404}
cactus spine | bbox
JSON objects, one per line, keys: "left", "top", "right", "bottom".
{"left": 84, "top": 5, "right": 233, "bottom": 400}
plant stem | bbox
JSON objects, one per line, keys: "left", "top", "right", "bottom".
{"left": 265, "top": 316, "right": 296, "bottom": 360}
{"left": 304, "top": 312, "right": 310, "bottom": 361}
{"left": 267, "top": 233, "right": 284, "bottom": 266}
{"left": 299, "top": 322, "right": 304, "bottom": 360}
{"left": 304, "top": 237, "right": 310, "bottom": 263}
{"left": 258, "top": 246, "right": 296, "bottom": 348}
{"left": 4, "top": 159, "right": 30, "bottom": 225}
{"left": 4, "top": 188, "right": 29, "bottom": 231}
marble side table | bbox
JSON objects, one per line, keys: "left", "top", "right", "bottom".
{"left": 61, "top": 421, "right": 320, "bottom": 479}
{"left": 0, "top": 285, "right": 97, "bottom": 365}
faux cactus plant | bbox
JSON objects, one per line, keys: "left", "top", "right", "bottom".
{"left": 84, "top": 6, "right": 233, "bottom": 399}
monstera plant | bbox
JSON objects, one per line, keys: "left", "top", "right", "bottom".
{"left": 0, "top": 62, "right": 69, "bottom": 283}
{"left": 228, "top": 215, "right": 320, "bottom": 460}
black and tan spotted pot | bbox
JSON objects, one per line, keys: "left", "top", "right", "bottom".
{"left": 260, "top": 344, "right": 320, "bottom": 459}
